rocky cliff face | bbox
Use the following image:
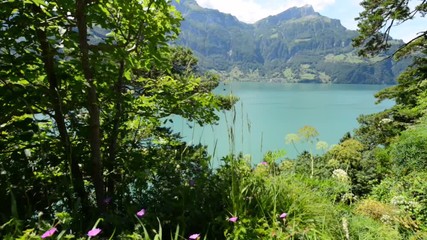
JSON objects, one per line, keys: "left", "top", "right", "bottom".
{"left": 172, "top": 0, "right": 407, "bottom": 84}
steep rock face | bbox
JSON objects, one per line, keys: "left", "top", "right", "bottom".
{"left": 255, "top": 5, "right": 320, "bottom": 27}
{"left": 175, "top": 0, "right": 259, "bottom": 71}
{"left": 172, "top": 1, "right": 407, "bottom": 84}
{"left": 256, "top": 14, "right": 355, "bottom": 60}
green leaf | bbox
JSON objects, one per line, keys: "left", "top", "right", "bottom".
{"left": 124, "top": 69, "right": 131, "bottom": 80}
{"left": 29, "top": 0, "right": 45, "bottom": 6}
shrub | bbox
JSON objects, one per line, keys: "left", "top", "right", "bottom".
{"left": 355, "top": 199, "right": 399, "bottom": 221}
{"left": 348, "top": 215, "right": 401, "bottom": 240}
{"left": 219, "top": 154, "right": 346, "bottom": 239}
{"left": 371, "top": 171, "right": 427, "bottom": 230}
{"left": 390, "top": 127, "right": 427, "bottom": 175}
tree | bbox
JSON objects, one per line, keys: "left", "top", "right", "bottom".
{"left": 353, "top": 0, "right": 427, "bottom": 147}
{"left": 0, "top": 0, "right": 232, "bottom": 230}
{"left": 353, "top": 0, "right": 426, "bottom": 57}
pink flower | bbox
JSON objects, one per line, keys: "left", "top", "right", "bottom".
{"left": 260, "top": 161, "right": 268, "bottom": 165}
{"left": 41, "top": 227, "right": 57, "bottom": 238}
{"left": 137, "top": 208, "right": 146, "bottom": 218}
{"left": 87, "top": 228, "right": 101, "bottom": 237}
{"left": 103, "top": 197, "right": 112, "bottom": 205}
{"left": 228, "top": 216, "right": 238, "bottom": 223}
{"left": 280, "top": 212, "right": 288, "bottom": 219}
{"left": 189, "top": 233, "right": 200, "bottom": 239}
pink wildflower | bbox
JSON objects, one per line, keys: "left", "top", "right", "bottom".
{"left": 41, "top": 227, "right": 57, "bottom": 239}
{"left": 189, "top": 233, "right": 200, "bottom": 239}
{"left": 280, "top": 212, "right": 288, "bottom": 219}
{"left": 103, "top": 197, "right": 112, "bottom": 205}
{"left": 228, "top": 216, "right": 238, "bottom": 223}
{"left": 137, "top": 208, "right": 146, "bottom": 218}
{"left": 87, "top": 228, "right": 101, "bottom": 237}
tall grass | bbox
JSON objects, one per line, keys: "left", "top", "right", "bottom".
{"left": 222, "top": 155, "right": 347, "bottom": 239}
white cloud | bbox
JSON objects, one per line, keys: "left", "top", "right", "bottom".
{"left": 196, "top": 0, "right": 336, "bottom": 23}
{"left": 281, "top": 0, "right": 336, "bottom": 11}
{"left": 196, "top": 0, "right": 270, "bottom": 23}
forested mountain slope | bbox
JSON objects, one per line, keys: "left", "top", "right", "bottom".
{"left": 173, "top": 0, "right": 410, "bottom": 84}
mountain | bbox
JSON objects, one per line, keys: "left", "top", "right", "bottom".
{"left": 172, "top": 0, "right": 408, "bottom": 84}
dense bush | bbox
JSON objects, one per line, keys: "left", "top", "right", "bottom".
{"left": 390, "top": 126, "right": 427, "bottom": 175}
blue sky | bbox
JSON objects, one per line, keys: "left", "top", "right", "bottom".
{"left": 195, "top": 0, "right": 425, "bottom": 42}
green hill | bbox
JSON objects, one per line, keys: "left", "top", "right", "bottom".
{"left": 172, "top": 0, "right": 409, "bottom": 84}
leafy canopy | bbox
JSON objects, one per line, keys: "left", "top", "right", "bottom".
{"left": 353, "top": 0, "right": 427, "bottom": 147}
{"left": 0, "top": 0, "right": 234, "bottom": 233}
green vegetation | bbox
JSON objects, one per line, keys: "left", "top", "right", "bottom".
{"left": 1, "top": 0, "right": 427, "bottom": 239}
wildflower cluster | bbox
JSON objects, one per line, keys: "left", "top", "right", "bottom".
{"left": 39, "top": 208, "right": 149, "bottom": 238}
{"left": 332, "top": 169, "right": 350, "bottom": 183}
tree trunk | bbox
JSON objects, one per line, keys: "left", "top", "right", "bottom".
{"left": 106, "top": 60, "right": 125, "bottom": 198}
{"left": 34, "top": 9, "right": 88, "bottom": 217}
{"left": 76, "top": 0, "right": 105, "bottom": 212}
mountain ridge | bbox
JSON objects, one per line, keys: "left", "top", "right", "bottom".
{"left": 172, "top": 1, "right": 408, "bottom": 84}
{"left": 255, "top": 5, "right": 319, "bottom": 26}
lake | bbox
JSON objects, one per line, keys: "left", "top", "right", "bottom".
{"left": 170, "top": 82, "right": 394, "bottom": 166}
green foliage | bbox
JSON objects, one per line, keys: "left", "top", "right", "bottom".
{"left": 0, "top": 0, "right": 234, "bottom": 237}
{"left": 390, "top": 125, "right": 427, "bottom": 175}
{"left": 130, "top": 140, "right": 227, "bottom": 239}
{"left": 218, "top": 154, "right": 347, "bottom": 239}
{"left": 371, "top": 171, "right": 427, "bottom": 231}
{"left": 2, "top": 0, "right": 427, "bottom": 239}
{"left": 349, "top": 3, "right": 427, "bottom": 236}
{"left": 327, "top": 138, "right": 390, "bottom": 196}
{"left": 215, "top": 151, "right": 424, "bottom": 239}
{"left": 354, "top": 0, "right": 426, "bottom": 57}
{"left": 329, "top": 139, "right": 364, "bottom": 171}
{"left": 353, "top": 0, "right": 426, "bottom": 149}
{"left": 355, "top": 58, "right": 426, "bottom": 148}
{"left": 285, "top": 126, "right": 322, "bottom": 178}
{"left": 348, "top": 215, "right": 401, "bottom": 240}
{"left": 355, "top": 109, "right": 405, "bottom": 148}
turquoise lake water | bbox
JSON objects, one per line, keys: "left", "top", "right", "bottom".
{"left": 170, "top": 82, "right": 394, "bottom": 166}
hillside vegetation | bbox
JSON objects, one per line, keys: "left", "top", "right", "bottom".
{"left": 1, "top": 0, "right": 427, "bottom": 239}
{"left": 173, "top": 0, "right": 411, "bottom": 84}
